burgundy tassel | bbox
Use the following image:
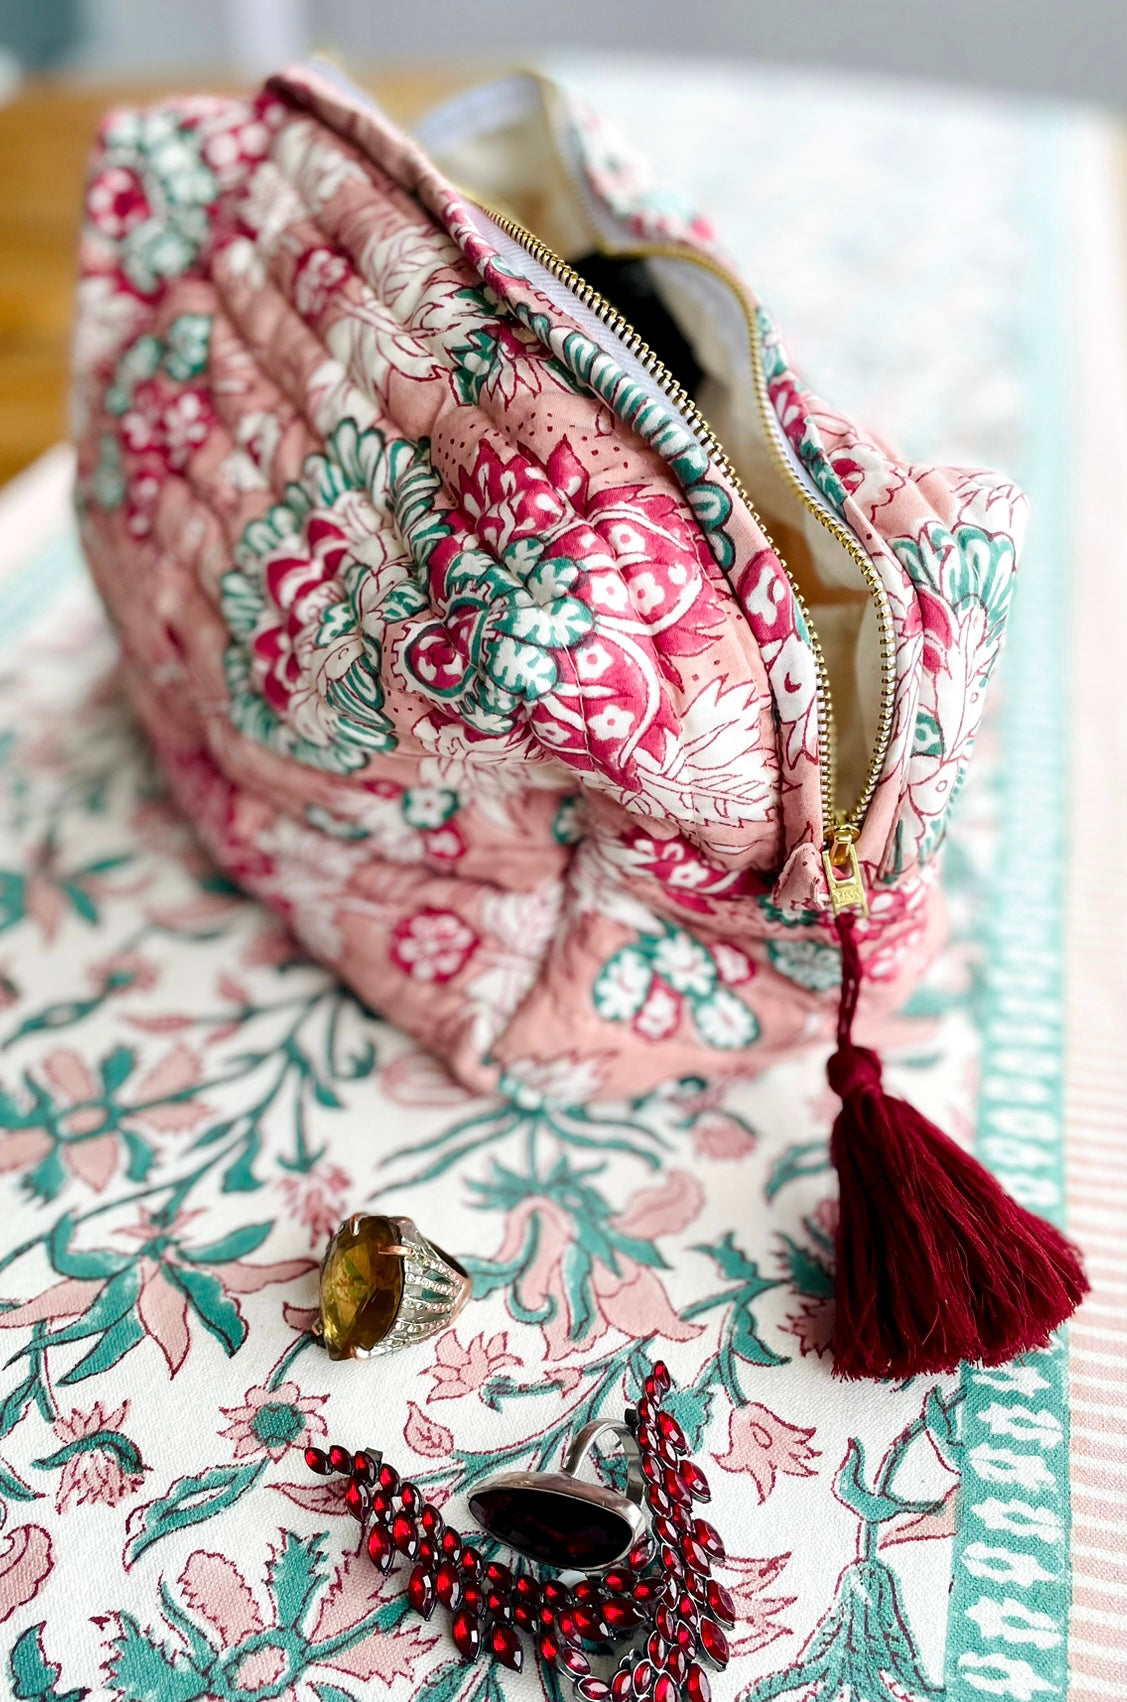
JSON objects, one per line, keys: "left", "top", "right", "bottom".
{"left": 827, "top": 912, "right": 1088, "bottom": 1379}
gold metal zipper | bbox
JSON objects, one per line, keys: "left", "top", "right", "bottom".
{"left": 473, "top": 206, "right": 895, "bottom": 911}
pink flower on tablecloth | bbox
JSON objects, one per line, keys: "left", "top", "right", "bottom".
{"left": 781, "top": 1298, "right": 834, "bottom": 1360}
{"left": 278, "top": 1163, "right": 352, "bottom": 1247}
{"left": 0, "top": 1043, "right": 213, "bottom": 1195}
{"left": 0, "top": 1525, "right": 53, "bottom": 1624}
{"left": 714, "top": 1402, "right": 820, "bottom": 1503}
{"left": 489, "top": 1196, "right": 704, "bottom": 1362}
{"left": 611, "top": 1170, "right": 703, "bottom": 1240}
{"left": 692, "top": 1111, "right": 758, "bottom": 1160}
{"left": 725, "top": 1553, "right": 795, "bottom": 1657}
{"left": 390, "top": 908, "right": 478, "bottom": 983}
{"left": 52, "top": 1400, "right": 146, "bottom": 1513}
{"left": 105, "top": 1541, "right": 439, "bottom": 1699}
{"left": 425, "top": 1329, "right": 521, "bottom": 1401}
{"left": 86, "top": 950, "right": 160, "bottom": 995}
{"left": 218, "top": 1381, "right": 328, "bottom": 1462}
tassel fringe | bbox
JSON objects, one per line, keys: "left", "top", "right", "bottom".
{"left": 828, "top": 913, "right": 1088, "bottom": 1379}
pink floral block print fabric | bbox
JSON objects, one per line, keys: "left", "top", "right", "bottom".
{"left": 71, "top": 64, "right": 1024, "bottom": 1097}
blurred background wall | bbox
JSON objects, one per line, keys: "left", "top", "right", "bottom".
{"left": 0, "top": 0, "right": 1125, "bottom": 110}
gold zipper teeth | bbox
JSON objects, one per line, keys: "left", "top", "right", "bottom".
{"left": 480, "top": 208, "right": 897, "bottom": 840}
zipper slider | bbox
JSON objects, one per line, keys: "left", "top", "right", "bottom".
{"left": 822, "top": 825, "right": 869, "bottom": 918}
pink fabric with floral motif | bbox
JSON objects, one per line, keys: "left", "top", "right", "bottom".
{"left": 71, "top": 66, "right": 1024, "bottom": 1096}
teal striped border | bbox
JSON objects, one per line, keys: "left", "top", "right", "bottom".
{"left": 0, "top": 524, "right": 85, "bottom": 656}
{"left": 946, "top": 110, "right": 1074, "bottom": 1701}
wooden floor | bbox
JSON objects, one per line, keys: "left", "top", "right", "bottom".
{"left": 0, "top": 72, "right": 462, "bottom": 488}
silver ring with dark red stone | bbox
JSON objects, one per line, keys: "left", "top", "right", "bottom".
{"left": 304, "top": 1361, "right": 735, "bottom": 1699}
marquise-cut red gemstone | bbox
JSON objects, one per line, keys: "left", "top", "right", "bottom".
{"left": 577, "top": 1680, "right": 612, "bottom": 1702}
{"left": 662, "top": 1468, "right": 690, "bottom": 1508}
{"left": 452, "top": 1609, "right": 481, "bottom": 1662}
{"left": 391, "top": 1514, "right": 418, "bottom": 1557}
{"left": 377, "top": 1463, "right": 399, "bottom": 1494}
{"left": 400, "top": 1481, "right": 420, "bottom": 1511}
{"left": 544, "top": 1580, "right": 570, "bottom": 1606}
{"left": 351, "top": 1450, "right": 376, "bottom": 1483}
{"left": 651, "top": 1360, "right": 671, "bottom": 1395}
{"left": 435, "top": 1559, "right": 462, "bottom": 1609}
{"left": 700, "top": 1617, "right": 730, "bottom": 1668}
{"left": 328, "top": 1445, "right": 352, "bottom": 1474}
{"left": 557, "top": 1609, "right": 581, "bottom": 1646}
{"left": 366, "top": 1525, "right": 392, "bottom": 1572}
{"left": 486, "top": 1560, "right": 512, "bottom": 1589}
{"left": 304, "top": 1446, "right": 330, "bottom": 1475}
{"left": 631, "top": 1660, "right": 655, "bottom": 1698}
{"left": 417, "top": 1539, "right": 435, "bottom": 1566}
{"left": 604, "top": 1568, "right": 635, "bottom": 1595}
{"left": 636, "top": 1397, "right": 655, "bottom": 1426}
{"left": 641, "top": 1456, "right": 663, "bottom": 1485}
{"left": 655, "top": 1605, "right": 677, "bottom": 1642}
{"left": 490, "top": 1624, "right": 522, "bottom": 1671}
{"left": 461, "top": 1545, "right": 482, "bottom": 1575}
{"left": 656, "top": 1412, "right": 686, "bottom": 1452}
{"left": 654, "top": 1678, "right": 677, "bottom": 1702}
{"left": 463, "top": 1584, "right": 484, "bottom": 1616}
{"left": 539, "top": 1630, "right": 561, "bottom": 1666}
{"left": 371, "top": 1491, "right": 392, "bottom": 1520}
{"left": 421, "top": 1504, "right": 444, "bottom": 1537}
{"left": 407, "top": 1564, "right": 435, "bottom": 1619}
{"left": 660, "top": 1545, "right": 684, "bottom": 1575}
{"left": 706, "top": 1579, "right": 736, "bottom": 1626}
{"left": 681, "top": 1535, "right": 710, "bottom": 1572}
{"left": 647, "top": 1631, "right": 668, "bottom": 1665}
{"left": 667, "top": 1648, "right": 689, "bottom": 1683}
{"left": 628, "top": 1540, "right": 655, "bottom": 1569}
{"left": 693, "top": 1519, "right": 725, "bottom": 1561}
{"left": 486, "top": 1588, "right": 510, "bottom": 1618}
{"left": 603, "top": 1598, "right": 640, "bottom": 1632}
{"left": 515, "top": 1574, "right": 540, "bottom": 1603}
{"left": 441, "top": 1528, "right": 461, "bottom": 1559}
{"left": 611, "top": 1674, "right": 633, "bottom": 1702}
{"left": 687, "top": 1662, "right": 711, "bottom": 1702}
{"left": 574, "top": 1606, "right": 608, "bottom": 1639}
{"left": 343, "top": 1481, "right": 365, "bottom": 1517}
{"left": 679, "top": 1460, "right": 710, "bottom": 1502}
{"left": 560, "top": 1646, "right": 592, "bottom": 1678}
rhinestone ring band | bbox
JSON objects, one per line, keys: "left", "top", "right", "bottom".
{"left": 314, "top": 1213, "right": 471, "bottom": 1359}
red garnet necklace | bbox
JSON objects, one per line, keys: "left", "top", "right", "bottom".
{"left": 305, "top": 1360, "right": 734, "bottom": 1699}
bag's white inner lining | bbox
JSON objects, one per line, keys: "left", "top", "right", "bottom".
{"left": 423, "top": 82, "right": 881, "bottom": 807}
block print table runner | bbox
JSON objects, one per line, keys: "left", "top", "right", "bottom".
{"left": 0, "top": 57, "right": 1124, "bottom": 1702}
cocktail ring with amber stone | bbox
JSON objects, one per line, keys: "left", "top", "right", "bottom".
{"left": 314, "top": 1214, "right": 471, "bottom": 1359}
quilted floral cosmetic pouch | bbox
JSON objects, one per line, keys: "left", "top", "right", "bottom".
{"left": 71, "top": 63, "right": 1086, "bottom": 1375}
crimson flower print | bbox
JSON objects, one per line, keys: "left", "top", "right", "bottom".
{"left": 424, "top": 1328, "right": 521, "bottom": 1401}
{"left": 218, "top": 1381, "right": 327, "bottom": 1463}
{"left": 390, "top": 908, "right": 478, "bottom": 984}
{"left": 714, "top": 1401, "right": 820, "bottom": 1503}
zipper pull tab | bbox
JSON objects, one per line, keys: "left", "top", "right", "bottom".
{"left": 822, "top": 826, "right": 869, "bottom": 918}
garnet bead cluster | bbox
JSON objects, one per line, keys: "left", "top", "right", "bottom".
{"left": 304, "top": 1361, "right": 735, "bottom": 1698}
